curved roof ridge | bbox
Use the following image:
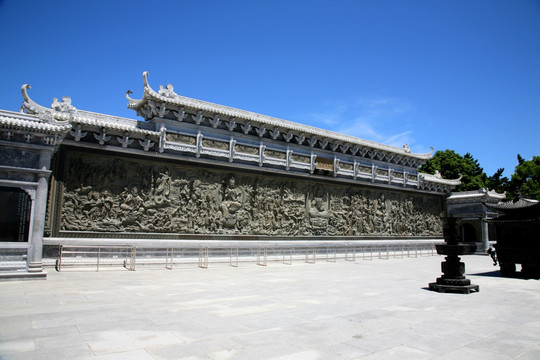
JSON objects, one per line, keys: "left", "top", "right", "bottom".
{"left": 127, "top": 72, "right": 434, "bottom": 160}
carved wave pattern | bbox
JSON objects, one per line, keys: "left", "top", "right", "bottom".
{"left": 58, "top": 151, "right": 443, "bottom": 236}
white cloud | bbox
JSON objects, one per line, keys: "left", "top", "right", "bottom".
{"left": 304, "top": 95, "right": 431, "bottom": 153}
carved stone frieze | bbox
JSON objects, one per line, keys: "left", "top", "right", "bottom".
{"left": 340, "top": 163, "right": 354, "bottom": 171}
{"left": 203, "top": 139, "right": 229, "bottom": 150}
{"left": 235, "top": 144, "right": 258, "bottom": 155}
{"left": 357, "top": 165, "right": 372, "bottom": 174}
{"left": 167, "top": 133, "right": 196, "bottom": 145}
{"left": 265, "top": 149, "right": 286, "bottom": 160}
{"left": 55, "top": 150, "right": 443, "bottom": 237}
{"left": 291, "top": 154, "right": 310, "bottom": 164}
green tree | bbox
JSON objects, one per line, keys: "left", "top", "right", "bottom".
{"left": 506, "top": 155, "right": 540, "bottom": 200}
{"left": 486, "top": 168, "right": 509, "bottom": 194}
{"left": 419, "top": 150, "right": 487, "bottom": 191}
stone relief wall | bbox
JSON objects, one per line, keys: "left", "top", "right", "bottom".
{"left": 57, "top": 150, "right": 443, "bottom": 236}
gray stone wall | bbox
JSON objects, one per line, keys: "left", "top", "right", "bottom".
{"left": 50, "top": 149, "right": 443, "bottom": 237}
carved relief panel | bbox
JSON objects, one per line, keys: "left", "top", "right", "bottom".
{"left": 55, "top": 149, "right": 443, "bottom": 236}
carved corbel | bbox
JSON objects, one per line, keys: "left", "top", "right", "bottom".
{"left": 340, "top": 144, "right": 350, "bottom": 153}
{"left": 94, "top": 129, "right": 110, "bottom": 145}
{"left": 42, "top": 136, "right": 57, "bottom": 146}
{"left": 226, "top": 119, "right": 237, "bottom": 131}
{"left": 256, "top": 125, "right": 266, "bottom": 137}
{"left": 209, "top": 115, "right": 221, "bottom": 128}
{"left": 147, "top": 100, "right": 158, "bottom": 117}
{"left": 4, "top": 131, "right": 13, "bottom": 141}
{"left": 269, "top": 128, "right": 280, "bottom": 140}
{"left": 173, "top": 107, "right": 187, "bottom": 121}
{"left": 319, "top": 138, "right": 329, "bottom": 149}
{"left": 139, "top": 137, "right": 155, "bottom": 151}
{"left": 117, "top": 132, "right": 134, "bottom": 148}
{"left": 192, "top": 111, "right": 204, "bottom": 125}
{"left": 156, "top": 103, "right": 169, "bottom": 118}
{"left": 140, "top": 104, "right": 152, "bottom": 119}
{"left": 308, "top": 137, "right": 318, "bottom": 147}
{"left": 351, "top": 146, "right": 359, "bottom": 156}
{"left": 330, "top": 143, "right": 340, "bottom": 152}
{"left": 358, "top": 148, "right": 368, "bottom": 157}
{"left": 295, "top": 133, "right": 305, "bottom": 145}
{"left": 70, "top": 124, "right": 87, "bottom": 141}
{"left": 24, "top": 133, "right": 34, "bottom": 143}
{"left": 241, "top": 122, "right": 252, "bottom": 135}
{"left": 283, "top": 131, "right": 293, "bottom": 143}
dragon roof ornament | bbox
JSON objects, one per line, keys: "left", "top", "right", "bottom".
{"left": 127, "top": 72, "right": 435, "bottom": 162}
{"left": 21, "top": 84, "right": 158, "bottom": 137}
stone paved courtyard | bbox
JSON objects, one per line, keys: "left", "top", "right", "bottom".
{"left": 0, "top": 254, "right": 539, "bottom": 359}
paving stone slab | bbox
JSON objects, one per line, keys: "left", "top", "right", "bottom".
{"left": 0, "top": 255, "right": 539, "bottom": 359}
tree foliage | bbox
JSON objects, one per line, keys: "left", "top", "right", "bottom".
{"left": 419, "top": 150, "right": 487, "bottom": 192}
{"left": 506, "top": 155, "right": 540, "bottom": 200}
{"left": 420, "top": 151, "right": 539, "bottom": 200}
{"left": 486, "top": 168, "right": 509, "bottom": 194}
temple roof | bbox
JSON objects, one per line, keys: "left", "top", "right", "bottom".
{"left": 0, "top": 109, "right": 72, "bottom": 135}
{"left": 485, "top": 199, "right": 540, "bottom": 222}
{"left": 19, "top": 84, "right": 159, "bottom": 137}
{"left": 127, "top": 72, "right": 434, "bottom": 162}
{"left": 447, "top": 188, "right": 506, "bottom": 203}
{"left": 485, "top": 198, "right": 539, "bottom": 211}
{"left": 8, "top": 76, "right": 462, "bottom": 193}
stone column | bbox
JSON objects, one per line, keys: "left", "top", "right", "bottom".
{"left": 27, "top": 150, "right": 51, "bottom": 273}
{"left": 480, "top": 217, "right": 489, "bottom": 252}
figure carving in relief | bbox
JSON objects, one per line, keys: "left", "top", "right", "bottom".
{"left": 119, "top": 185, "right": 146, "bottom": 229}
{"left": 220, "top": 177, "right": 244, "bottom": 230}
{"left": 87, "top": 188, "right": 120, "bottom": 230}
{"left": 58, "top": 152, "right": 444, "bottom": 237}
{"left": 154, "top": 168, "right": 172, "bottom": 207}
{"left": 306, "top": 189, "right": 330, "bottom": 234}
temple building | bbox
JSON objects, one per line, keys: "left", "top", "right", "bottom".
{"left": 0, "top": 72, "right": 461, "bottom": 278}
{"left": 446, "top": 189, "right": 506, "bottom": 253}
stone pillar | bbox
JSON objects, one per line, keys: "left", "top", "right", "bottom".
{"left": 480, "top": 217, "right": 489, "bottom": 253}
{"left": 27, "top": 150, "right": 51, "bottom": 273}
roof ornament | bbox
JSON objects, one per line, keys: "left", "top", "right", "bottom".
{"left": 125, "top": 90, "right": 139, "bottom": 105}
{"left": 20, "top": 84, "right": 72, "bottom": 125}
{"left": 51, "top": 96, "right": 76, "bottom": 113}
{"left": 403, "top": 144, "right": 411, "bottom": 153}
{"left": 158, "top": 84, "right": 177, "bottom": 99}
{"left": 142, "top": 71, "right": 151, "bottom": 89}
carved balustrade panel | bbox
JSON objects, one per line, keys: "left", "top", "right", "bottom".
{"left": 167, "top": 133, "right": 196, "bottom": 145}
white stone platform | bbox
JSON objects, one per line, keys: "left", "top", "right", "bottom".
{"left": 0, "top": 255, "right": 538, "bottom": 359}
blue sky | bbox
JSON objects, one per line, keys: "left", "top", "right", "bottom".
{"left": 1, "top": 0, "right": 538, "bottom": 179}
